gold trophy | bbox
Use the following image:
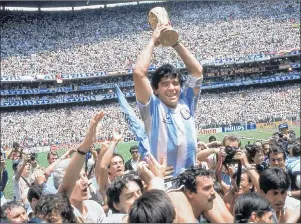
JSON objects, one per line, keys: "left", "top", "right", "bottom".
{"left": 148, "top": 7, "right": 179, "bottom": 47}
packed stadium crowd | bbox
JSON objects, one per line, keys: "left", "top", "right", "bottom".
{"left": 1, "top": 83, "right": 299, "bottom": 148}
{"left": 1, "top": 0, "right": 300, "bottom": 77}
{"left": 1, "top": 111, "right": 300, "bottom": 223}
{"left": 1, "top": 0, "right": 300, "bottom": 223}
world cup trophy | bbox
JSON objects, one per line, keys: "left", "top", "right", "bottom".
{"left": 148, "top": 7, "right": 179, "bottom": 47}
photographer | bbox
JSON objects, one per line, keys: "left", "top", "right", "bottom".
{"left": 245, "top": 142, "right": 268, "bottom": 174}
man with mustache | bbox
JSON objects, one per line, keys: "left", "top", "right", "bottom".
{"left": 170, "top": 166, "right": 233, "bottom": 222}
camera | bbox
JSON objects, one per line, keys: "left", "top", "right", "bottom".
{"left": 223, "top": 146, "right": 239, "bottom": 164}
{"left": 30, "top": 153, "right": 37, "bottom": 161}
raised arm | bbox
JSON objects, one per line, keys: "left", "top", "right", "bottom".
{"left": 173, "top": 40, "right": 203, "bottom": 96}
{"left": 133, "top": 26, "right": 166, "bottom": 104}
{"left": 44, "top": 148, "right": 75, "bottom": 178}
{"left": 58, "top": 111, "right": 105, "bottom": 196}
{"left": 97, "top": 129, "right": 121, "bottom": 193}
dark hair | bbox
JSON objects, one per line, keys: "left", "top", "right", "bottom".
{"left": 208, "top": 135, "right": 216, "bottom": 142}
{"left": 108, "top": 153, "right": 124, "bottom": 169}
{"left": 175, "top": 166, "right": 213, "bottom": 193}
{"left": 268, "top": 143, "right": 287, "bottom": 160}
{"left": 130, "top": 145, "right": 138, "bottom": 153}
{"left": 233, "top": 169, "right": 254, "bottom": 192}
{"left": 223, "top": 135, "right": 241, "bottom": 147}
{"left": 151, "top": 64, "right": 183, "bottom": 90}
{"left": 245, "top": 142, "right": 263, "bottom": 164}
{"left": 234, "top": 192, "right": 272, "bottom": 223}
{"left": 34, "top": 193, "right": 76, "bottom": 223}
{"left": 291, "top": 141, "right": 301, "bottom": 157}
{"left": 259, "top": 168, "right": 291, "bottom": 194}
{"left": 12, "top": 142, "right": 20, "bottom": 149}
{"left": 1, "top": 201, "right": 25, "bottom": 220}
{"left": 213, "top": 181, "right": 223, "bottom": 196}
{"left": 128, "top": 189, "right": 175, "bottom": 223}
{"left": 106, "top": 173, "right": 144, "bottom": 213}
{"left": 27, "top": 184, "right": 43, "bottom": 203}
{"left": 47, "top": 150, "right": 59, "bottom": 160}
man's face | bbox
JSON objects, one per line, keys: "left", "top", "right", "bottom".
{"left": 269, "top": 153, "right": 285, "bottom": 169}
{"left": 131, "top": 149, "right": 139, "bottom": 160}
{"left": 190, "top": 176, "right": 216, "bottom": 212}
{"left": 115, "top": 180, "right": 142, "bottom": 214}
{"left": 109, "top": 156, "right": 124, "bottom": 178}
{"left": 254, "top": 150, "right": 264, "bottom": 165}
{"left": 22, "top": 162, "right": 32, "bottom": 177}
{"left": 154, "top": 77, "right": 181, "bottom": 108}
{"left": 237, "top": 173, "right": 253, "bottom": 195}
{"left": 279, "top": 128, "right": 288, "bottom": 135}
{"left": 224, "top": 140, "right": 239, "bottom": 148}
{"left": 37, "top": 210, "right": 63, "bottom": 223}
{"left": 263, "top": 189, "right": 287, "bottom": 212}
{"left": 48, "top": 153, "right": 58, "bottom": 165}
{"left": 6, "top": 206, "right": 28, "bottom": 223}
{"left": 262, "top": 144, "right": 270, "bottom": 155}
{"left": 70, "top": 172, "right": 90, "bottom": 202}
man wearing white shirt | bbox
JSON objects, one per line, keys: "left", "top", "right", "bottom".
{"left": 125, "top": 145, "right": 140, "bottom": 172}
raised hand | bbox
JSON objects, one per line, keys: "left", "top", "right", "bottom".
{"left": 146, "top": 154, "right": 167, "bottom": 178}
{"left": 112, "top": 128, "right": 122, "bottom": 142}
{"left": 79, "top": 111, "right": 105, "bottom": 152}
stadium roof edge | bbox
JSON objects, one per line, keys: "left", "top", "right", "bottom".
{"left": 0, "top": 0, "right": 234, "bottom": 8}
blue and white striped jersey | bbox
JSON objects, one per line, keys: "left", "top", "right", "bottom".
{"left": 138, "top": 87, "right": 200, "bottom": 176}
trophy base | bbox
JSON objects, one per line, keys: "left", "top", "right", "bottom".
{"left": 160, "top": 29, "right": 179, "bottom": 47}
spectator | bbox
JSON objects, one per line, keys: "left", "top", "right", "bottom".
{"left": 125, "top": 145, "right": 140, "bottom": 172}
{"left": 34, "top": 193, "right": 76, "bottom": 223}
{"left": 233, "top": 192, "right": 273, "bottom": 223}
{"left": 128, "top": 189, "right": 176, "bottom": 223}
{"left": 0, "top": 201, "right": 29, "bottom": 223}
{"left": 259, "top": 168, "right": 300, "bottom": 223}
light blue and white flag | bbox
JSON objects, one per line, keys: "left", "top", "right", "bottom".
{"left": 115, "top": 85, "right": 150, "bottom": 158}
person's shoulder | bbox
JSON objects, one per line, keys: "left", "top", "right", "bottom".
{"left": 85, "top": 199, "right": 103, "bottom": 209}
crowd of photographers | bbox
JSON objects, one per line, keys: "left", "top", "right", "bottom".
{"left": 1, "top": 0, "right": 299, "bottom": 77}
{"left": 0, "top": 114, "right": 300, "bottom": 223}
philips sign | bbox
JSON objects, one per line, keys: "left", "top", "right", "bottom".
{"left": 222, "top": 125, "right": 246, "bottom": 132}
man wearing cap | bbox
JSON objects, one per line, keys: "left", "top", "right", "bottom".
{"left": 277, "top": 123, "right": 296, "bottom": 144}
{"left": 125, "top": 145, "right": 140, "bottom": 172}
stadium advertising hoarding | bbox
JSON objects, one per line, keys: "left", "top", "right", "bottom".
{"left": 255, "top": 121, "right": 297, "bottom": 129}
{"left": 199, "top": 128, "right": 222, "bottom": 135}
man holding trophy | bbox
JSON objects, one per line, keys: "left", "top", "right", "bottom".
{"left": 133, "top": 7, "right": 203, "bottom": 176}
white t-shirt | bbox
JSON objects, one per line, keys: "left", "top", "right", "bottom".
{"left": 12, "top": 175, "right": 30, "bottom": 201}
{"left": 72, "top": 200, "right": 105, "bottom": 223}
{"left": 102, "top": 213, "right": 127, "bottom": 223}
{"left": 285, "top": 196, "right": 300, "bottom": 210}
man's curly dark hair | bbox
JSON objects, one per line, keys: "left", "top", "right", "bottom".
{"left": 174, "top": 166, "right": 213, "bottom": 193}
{"left": 34, "top": 193, "right": 76, "bottom": 223}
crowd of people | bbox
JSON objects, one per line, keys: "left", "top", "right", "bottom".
{"left": 1, "top": 112, "right": 300, "bottom": 223}
{"left": 1, "top": 83, "right": 299, "bottom": 148}
{"left": 1, "top": 0, "right": 300, "bottom": 77}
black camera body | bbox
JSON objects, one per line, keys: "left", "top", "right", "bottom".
{"left": 223, "top": 146, "right": 239, "bottom": 164}
{"left": 30, "top": 153, "right": 37, "bottom": 161}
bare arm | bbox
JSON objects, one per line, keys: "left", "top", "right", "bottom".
{"left": 97, "top": 129, "right": 122, "bottom": 193}
{"left": 203, "top": 192, "right": 234, "bottom": 223}
{"left": 133, "top": 26, "right": 165, "bottom": 104}
{"left": 173, "top": 42, "right": 203, "bottom": 96}
{"left": 15, "top": 160, "right": 27, "bottom": 181}
{"left": 58, "top": 111, "right": 105, "bottom": 196}
{"left": 197, "top": 148, "right": 218, "bottom": 162}
{"left": 44, "top": 149, "right": 74, "bottom": 178}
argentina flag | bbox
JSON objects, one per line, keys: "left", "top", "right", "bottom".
{"left": 115, "top": 85, "right": 151, "bottom": 158}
